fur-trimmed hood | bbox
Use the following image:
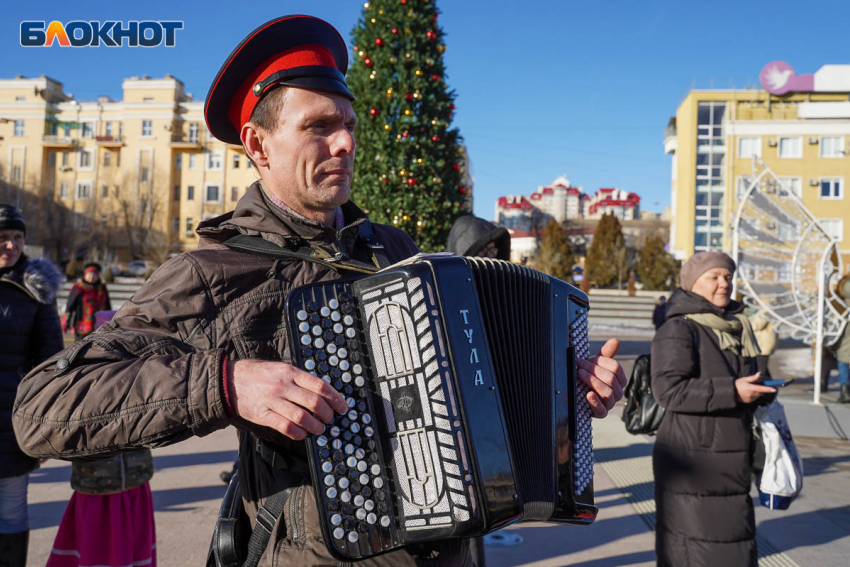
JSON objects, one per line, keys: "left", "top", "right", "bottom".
{"left": 1, "top": 255, "right": 63, "bottom": 304}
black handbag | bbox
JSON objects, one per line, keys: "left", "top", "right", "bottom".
{"left": 621, "top": 354, "right": 665, "bottom": 435}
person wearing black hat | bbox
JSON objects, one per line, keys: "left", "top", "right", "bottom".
{"left": 13, "top": 17, "right": 626, "bottom": 567}
{"left": 0, "top": 205, "right": 63, "bottom": 567}
{"left": 446, "top": 215, "right": 511, "bottom": 260}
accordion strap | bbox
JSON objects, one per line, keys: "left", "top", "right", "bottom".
{"left": 223, "top": 219, "right": 389, "bottom": 275}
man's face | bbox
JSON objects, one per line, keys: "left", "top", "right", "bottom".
{"left": 258, "top": 88, "right": 357, "bottom": 216}
{"left": 0, "top": 229, "right": 24, "bottom": 268}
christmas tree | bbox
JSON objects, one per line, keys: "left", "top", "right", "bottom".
{"left": 348, "top": 0, "right": 467, "bottom": 252}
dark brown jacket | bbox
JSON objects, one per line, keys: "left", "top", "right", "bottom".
{"left": 650, "top": 289, "right": 759, "bottom": 567}
{"left": 13, "top": 183, "right": 474, "bottom": 566}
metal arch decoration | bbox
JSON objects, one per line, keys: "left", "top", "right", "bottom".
{"left": 731, "top": 158, "right": 849, "bottom": 403}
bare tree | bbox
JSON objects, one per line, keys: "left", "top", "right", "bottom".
{"left": 115, "top": 170, "right": 176, "bottom": 264}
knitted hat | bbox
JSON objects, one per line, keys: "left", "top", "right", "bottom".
{"left": 0, "top": 204, "right": 26, "bottom": 235}
{"left": 680, "top": 251, "right": 736, "bottom": 291}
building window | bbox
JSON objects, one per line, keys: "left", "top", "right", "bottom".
{"left": 233, "top": 154, "right": 240, "bottom": 168}
{"left": 61, "top": 151, "right": 68, "bottom": 167}
{"left": 778, "top": 177, "right": 802, "bottom": 197}
{"left": 116, "top": 152, "right": 120, "bottom": 167}
{"left": 778, "top": 137, "right": 802, "bottom": 158}
{"left": 105, "top": 122, "right": 112, "bottom": 137}
{"left": 187, "top": 185, "right": 195, "bottom": 200}
{"left": 48, "top": 152, "right": 56, "bottom": 167}
{"left": 738, "top": 137, "right": 761, "bottom": 159}
{"left": 173, "top": 217, "right": 180, "bottom": 233}
{"left": 102, "top": 184, "right": 109, "bottom": 198}
{"left": 142, "top": 120, "right": 152, "bottom": 137}
{"left": 821, "top": 136, "right": 845, "bottom": 158}
{"left": 820, "top": 178, "right": 843, "bottom": 199}
{"left": 15, "top": 96, "right": 25, "bottom": 102}
{"left": 189, "top": 123, "right": 198, "bottom": 142}
{"left": 231, "top": 186, "right": 239, "bottom": 201}
{"left": 175, "top": 153, "right": 182, "bottom": 170}
{"left": 697, "top": 102, "right": 725, "bottom": 147}
{"left": 76, "top": 181, "right": 92, "bottom": 200}
{"left": 114, "top": 185, "right": 120, "bottom": 198}
{"left": 143, "top": 97, "right": 154, "bottom": 102}
{"left": 189, "top": 154, "right": 196, "bottom": 169}
{"left": 206, "top": 151, "right": 223, "bottom": 171}
{"left": 247, "top": 159, "right": 253, "bottom": 169}
{"left": 60, "top": 182, "right": 68, "bottom": 198}
{"left": 81, "top": 122, "right": 94, "bottom": 138}
{"left": 173, "top": 185, "right": 180, "bottom": 200}
{"left": 78, "top": 149, "right": 93, "bottom": 170}
{"left": 185, "top": 218, "right": 195, "bottom": 237}
{"left": 205, "top": 184, "right": 221, "bottom": 203}
{"left": 13, "top": 120, "right": 24, "bottom": 137}
{"left": 820, "top": 219, "right": 844, "bottom": 242}
{"left": 104, "top": 152, "right": 111, "bottom": 166}
{"left": 11, "top": 166, "right": 21, "bottom": 182}
{"left": 140, "top": 166, "right": 149, "bottom": 183}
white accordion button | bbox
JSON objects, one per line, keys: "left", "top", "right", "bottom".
{"left": 300, "top": 335, "right": 311, "bottom": 346}
{"left": 380, "top": 516, "right": 390, "bottom": 527}
{"left": 364, "top": 499, "right": 374, "bottom": 511}
{"left": 354, "top": 376, "right": 365, "bottom": 387}
{"left": 320, "top": 306, "right": 330, "bottom": 317}
{"left": 354, "top": 495, "right": 365, "bottom": 506}
{"left": 356, "top": 509, "right": 366, "bottom": 520}
{"left": 340, "top": 490, "right": 351, "bottom": 502}
{"left": 346, "top": 456, "right": 357, "bottom": 468}
{"left": 362, "top": 414, "right": 372, "bottom": 425}
{"left": 345, "top": 444, "right": 355, "bottom": 455}
{"left": 370, "top": 464, "right": 380, "bottom": 475}
{"left": 326, "top": 486, "right": 337, "bottom": 499}
{"left": 367, "top": 512, "right": 377, "bottom": 525}
{"left": 359, "top": 473, "right": 370, "bottom": 485}
{"left": 296, "top": 310, "right": 308, "bottom": 321}
{"left": 333, "top": 527, "right": 344, "bottom": 540}
{"left": 352, "top": 364, "right": 363, "bottom": 374}
{"left": 322, "top": 462, "right": 332, "bottom": 473}
{"left": 305, "top": 360, "right": 316, "bottom": 371}
{"left": 298, "top": 322, "right": 309, "bottom": 333}
{"left": 334, "top": 323, "right": 344, "bottom": 334}
{"left": 329, "top": 299, "right": 339, "bottom": 309}
{"left": 316, "top": 435, "right": 327, "bottom": 447}
{"left": 372, "top": 477, "right": 383, "bottom": 488}
{"left": 343, "top": 315, "right": 354, "bottom": 326}
{"left": 314, "top": 338, "right": 325, "bottom": 349}
{"left": 354, "top": 448, "right": 366, "bottom": 460}
{"left": 331, "top": 513, "right": 342, "bottom": 526}
{"left": 351, "top": 423, "right": 361, "bottom": 434}
{"left": 323, "top": 475, "right": 334, "bottom": 486}
{"left": 338, "top": 348, "right": 348, "bottom": 359}
{"left": 348, "top": 532, "right": 358, "bottom": 543}
{"left": 345, "top": 328, "right": 356, "bottom": 338}
{"left": 331, "top": 311, "right": 341, "bottom": 322}
{"left": 338, "top": 477, "right": 349, "bottom": 489}
{"left": 357, "top": 460, "right": 367, "bottom": 472}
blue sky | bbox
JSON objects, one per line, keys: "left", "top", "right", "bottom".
{"left": 4, "top": 0, "right": 850, "bottom": 220}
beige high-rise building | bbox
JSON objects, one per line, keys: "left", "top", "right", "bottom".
{"left": 0, "top": 74, "right": 260, "bottom": 263}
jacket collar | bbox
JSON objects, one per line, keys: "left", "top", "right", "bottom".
{"left": 0, "top": 255, "right": 63, "bottom": 304}
{"left": 196, "top": 181, "right": 370, "bottom": 257}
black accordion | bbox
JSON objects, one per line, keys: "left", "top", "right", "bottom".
{"left": 286, "top": 255, "right": 596, "bottom": 560}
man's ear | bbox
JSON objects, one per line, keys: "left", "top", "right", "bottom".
{"left": 241, "top": 122, "right": 268, "bottom": 168}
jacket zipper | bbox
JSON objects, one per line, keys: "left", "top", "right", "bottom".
{"left": 288, "top": 485, "right": 300, "bottom": 541}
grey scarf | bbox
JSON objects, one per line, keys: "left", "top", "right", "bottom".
{"left": 684, "top": 312, "right": 761, "bottom": 358}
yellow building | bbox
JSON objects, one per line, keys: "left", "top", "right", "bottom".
{"left": 0, "top": 74, "right": 260, "bottom": 263}
{"left": 664, "top": 65, "right": 850, "bottom": 264}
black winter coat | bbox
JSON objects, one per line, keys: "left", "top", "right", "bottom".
{"left": 650, "top": 289, "right": 759, "bottom": 567}
{"left": 0, "top": 255, "right": 63, "bottom": 478}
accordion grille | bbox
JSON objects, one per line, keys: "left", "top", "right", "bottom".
{"left": 468, "top": 259, "right": 554, "bottom": 507}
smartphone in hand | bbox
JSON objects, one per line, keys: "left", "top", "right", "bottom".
{"left": 755, "top": 378, "right": 794, "bottom": 388}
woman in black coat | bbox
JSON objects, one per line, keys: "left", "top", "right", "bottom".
{"left": 650, "top": 252, "right": 775, "bottom": 567}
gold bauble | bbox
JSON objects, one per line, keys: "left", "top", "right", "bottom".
{"left": 384, "top": 124, "right": 391, "bottom": 131}
{"left": 415, "top": 69, "right": 422, "bottom": 76}
{"left": 389, "top": 56, "right": 398, "bottom": 64}
{"left": 386, "top": 88, "right": 393, "bottom": 95}
{"left": 404, "top": 109, "right": 411, "bottom": 116}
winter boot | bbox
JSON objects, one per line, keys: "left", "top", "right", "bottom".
{"left": 0, "top": 530, "right": 29, "bottom": 567}
{"left": 838, "top": 384, "right": 850, "bottom": 404}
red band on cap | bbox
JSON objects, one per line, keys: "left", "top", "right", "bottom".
{"left": 227, "top": 44, "right": 337, "bottom": 137}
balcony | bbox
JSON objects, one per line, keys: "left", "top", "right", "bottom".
{"left": 41, "top": 135, "right": 75, "bottom": 147}
{"left": 663, "top": 118, "right": 677, "bottom": 155}
{"left": 169, "top": 133, "right": 202, "bottom": 148}
{"left": 96, "top": 135, "right": 123, "bottom": 147}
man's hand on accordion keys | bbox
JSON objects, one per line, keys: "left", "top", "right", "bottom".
{"left": 576, "top": 338, "right": 628, "bottom": 419}
{"left": 227, "top": 359, "right": 350, "bottom": 440}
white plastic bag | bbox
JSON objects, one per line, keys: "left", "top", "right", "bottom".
{"left": 753, "top": 400, "right": 804, "bottom": 510}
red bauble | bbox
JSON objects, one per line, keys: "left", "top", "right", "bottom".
{"left": 353, "top": 45, "right": 358, "bottom": 51}
{"left": 402, "top": 131, "right": 409, "bottom": 138}
{"left": 407, "top": 178, "right": 416, "bottom": 186}
{"left": 391, "top": 28, "right": 398, "bottom": 34}
{"left": 459, "top": 187, "right": 467, "bottom": 194}
{"left": 375, "top": 38, "right": 384, "bottom": 47}
{"left": 450, "top": 103, "right": 455, "bottom": 110}
{"left": 405, "top": 92, "right": 413, "bottom": 101}
{"left": 452, "top": 163, "right": 460, "bottom": 171}
{"left": 432, "top": 136, "right": 439, "bottom": 142}
{"left": 432, "top": 74, "right": 441, "bottom": 81}
{"left": 433, "top": 14, "right": 439, "bottom": 22}
{"left": 384, "top": 178, "right": 390, "bottom": 185}
{"left": 369, "top": 108, "right": 379, "bottom": 116}
{"left": 364, "top": 58, "right": 373, "bottom": 67}
{"left": 426, "top": 31, "right": 434, "bottom": 39}
{"left": 401, "top": 0, "right": 406, "bottom": 3}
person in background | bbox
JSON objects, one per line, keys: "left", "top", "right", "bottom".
{"left": 651, "top": 252, "right": 776, "bottom": 567}
{"left": 749, "top": 310, "right": 777, "bottom": 379}
{"left": 62, "top": 263, "right": 111, "bottom": 340}
{"left": 446, "top": 213, "right": 512, "bottom": 566}
{"left": 652, "top": 296, "right": 667, "bottom": 330}
{"left": 446, "top": 214, "right": 511, "bottom": 260}
{"left": 0, "top": 204, "right": 63, "bottom": 567}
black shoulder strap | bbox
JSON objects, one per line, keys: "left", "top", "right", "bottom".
{"left": 356, "top": 219, "right": 392, "bottom": 270}
{"left": 223, "top": 234, "right": 381, "bottom": 275}
{"left": 209, "top": 470, "right": 296, "bottom": 567}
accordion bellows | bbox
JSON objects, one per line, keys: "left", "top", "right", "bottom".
{"left": 287, "top": 256, "right": 596, "bottom": 560}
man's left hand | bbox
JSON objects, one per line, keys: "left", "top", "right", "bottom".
{"left": 576, "top": 338, "right": 627, "bottom": 419}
